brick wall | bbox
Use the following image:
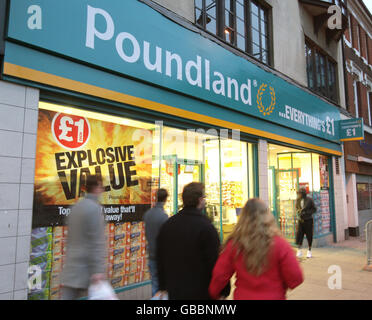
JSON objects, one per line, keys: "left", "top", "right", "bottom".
{"left": 350, "top": 15, "right": 360, "bottom": 51}
{"left": 344, "top": 19, "right": 351, "bottom": 43}
{"left": 368, "top": 36, "right": 372, "bottom": 65}
{"left": 347, "top": 72, "right": 356, "bottom": 115}
{"left": 359, "top": 27, "right": 367, "bottom": 60}
{"left": 359, "top": 83, "right": 370, "bottom": 126}
{"left": 0, "top": 80, "right": 39, "bottom": 300}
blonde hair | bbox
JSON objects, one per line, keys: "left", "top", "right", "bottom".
{"left": 226, "top": 198, "right": 281, "bottom": 276}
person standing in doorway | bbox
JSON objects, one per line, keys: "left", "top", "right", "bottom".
{"left": 156, "top": 182, "right": 230, "bottom": 300}
{"left": 295, "top": 188, "right": 317, "bottom": 258}
{"left": 61, "top": 175, "right": 107, "bottom": 300}
{"left": 143, "top": 188, "right": 169, "bottom": 297}
{"left": 209, "top": 198, "right": 303, "bottom": 300}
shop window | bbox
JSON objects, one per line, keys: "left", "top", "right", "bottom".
{"left": 160, "top": 126, "right": 255, "bottom": 241}
{"left": 195, "top": 0, "right": 272, "bottom": 65}
{"left": 357, "top": 183, "right": 371, "bottom": 210}
{"left": 305, "top": 39, "right": 338, "bottom": 103}
{"left": 268, "top": 144, "right": 332, "bottom": 242}
{"left": 29, "top": 101, "right": 257, "bottom": 299}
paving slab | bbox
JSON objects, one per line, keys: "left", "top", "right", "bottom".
{"left": 226, "top": 242, "right": 371, "bottom": 300}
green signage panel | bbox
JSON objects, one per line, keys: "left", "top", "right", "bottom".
{"left": 339, "top": 118, "right": 364, "bottom": 141}
{"left": 5, "top": 0, "right": 341, "bottom": 142}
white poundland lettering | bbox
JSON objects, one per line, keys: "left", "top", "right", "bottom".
{"left": 85, "top": 5, "right": 253, "bottom": 108}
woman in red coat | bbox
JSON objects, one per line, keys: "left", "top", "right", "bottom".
{"left": 209, "top": 199, "right": 304, "bottom": 300}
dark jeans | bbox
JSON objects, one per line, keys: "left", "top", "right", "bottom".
{"left": 148, "top": 259, "right": 159, "bottom": 297}
{"left": 296, "top": 219, "right": 313, "bottom": 249}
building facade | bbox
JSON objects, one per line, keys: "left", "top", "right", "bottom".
{"left": 0, "top": 0, "right": 352, "bottom": 300}
{"left": 342, "top": 0, "right": 372, "bottom": 238}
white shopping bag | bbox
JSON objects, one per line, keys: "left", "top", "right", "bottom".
{"left": 88, "top": 280, "right": 119, "bottom": 300}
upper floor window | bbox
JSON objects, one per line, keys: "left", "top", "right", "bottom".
{"left": 305, "top": 40, "right": 338, "bottom": 103}
{"left": 195, "top": 0, "right": 218, "bottom": 35}
{"left": 195, "top": 0, "right": 271, "bottom": 65}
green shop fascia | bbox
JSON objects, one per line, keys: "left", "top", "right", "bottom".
{"left": 2, "top": 0, "right": 343, "bottom": 298}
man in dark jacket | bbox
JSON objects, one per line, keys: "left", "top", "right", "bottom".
{"left": 143, "top": 188, "right": 169, "bottom": 297}
{"left": 156, "top": 182, "right": 230, "bottom": 300}
{"left": 295, "top": 188, "right": 317, "bottom": 259}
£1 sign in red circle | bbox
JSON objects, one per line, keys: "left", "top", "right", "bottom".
{"left": 52, "top": 113, "right": 91, "bottom": 150}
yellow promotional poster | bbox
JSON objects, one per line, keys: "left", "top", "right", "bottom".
{"left": 33, "top": 104, "right": 153, "bottom": 227}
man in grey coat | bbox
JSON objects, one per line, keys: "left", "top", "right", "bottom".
{"left": 61, "top": 175, "right": 107, "bottom": 300}
{"left": 143, "top": 188, "right": 169, "bottom": 297}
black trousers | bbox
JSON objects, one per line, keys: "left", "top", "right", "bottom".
{"left": 296, "top": 219, "right": 313, "bottom": 248}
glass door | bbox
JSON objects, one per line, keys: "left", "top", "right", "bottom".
{"left": 176, "top": 161, "right": 202, "bottom": 211}
{"left": 160, "top": 155, "right": 202, "bottom": 216}
{"left": 203, "top": 138, "right": 222, "bottom": 234}
{"left": 276, "top": 169, "right": 299, "bottom": 242}
{"left": 160, "top": 156, "right": 176, "bottom": 216}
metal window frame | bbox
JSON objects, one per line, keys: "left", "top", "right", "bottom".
{"left": 194, "top": 0, "right": 272, "bottom": 66}
{"left": 305, "top": 38, "right": 339, "bottom": 103}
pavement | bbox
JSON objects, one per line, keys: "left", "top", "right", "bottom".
{"left": 118, "top": 237, "right": 371, "bottom": 300}
{"left": 227, "top": 237, "right": 372, "bottom": 300}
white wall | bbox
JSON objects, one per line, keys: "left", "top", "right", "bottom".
{"left": 267, "top": 0, "right": 346, "bottom": 108}
{"left": 346, "top": 173, "right": 359, "bottom": 228}
{"left": 151, "top": 0, "right": 195, "bottom": 22}
{"left": 0, "top": 80, "right": 39, "bottom": 300}
{"left": 332, "top": 157, "right": 347, "bottom": 242}
{"left": 267, "top": 0, "right": 308, "bottom": 87}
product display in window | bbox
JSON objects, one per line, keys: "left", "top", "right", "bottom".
{"left": 312, "top": 192, "right": 323, "bottom": 236}
{"left": 320, "top": 190, "right": 331, "bottom": 233}
{"left": 319, "top": 156, "right": 329, "bottom": 189}
{"left": 28, "top": 227, "right": 53, "bottom": 300}
{"left": 222, "top": 181, "right": 244, "bottom": 209}
{"left": 278, "top": 200, "right": 298, "bottom": 240}
{"left": 29, "top": 221, "right": 150, "bottom": 300}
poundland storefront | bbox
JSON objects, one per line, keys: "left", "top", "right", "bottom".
{"left": 2, "top": 0, "right": 343, "bottom": 299}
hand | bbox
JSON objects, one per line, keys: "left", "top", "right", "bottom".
{"left": 90, "top": 273, "right": 105, "bottom": 284}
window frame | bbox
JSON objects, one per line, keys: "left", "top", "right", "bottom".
{"left": 356, "top": 182, "right": 371, "bottom": 211}
{"left": 194, "top": 0, "right": 273, "bottom": 66}
{"left": 305, "top": 38, "right": 339, "bottom": 103}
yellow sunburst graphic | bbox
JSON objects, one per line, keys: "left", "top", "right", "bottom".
{"left": 34, "top": 107, "right": 153, "bottom": 206}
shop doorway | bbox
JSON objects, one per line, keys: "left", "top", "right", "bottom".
{"left": 160, "top": 155, "right": 203, "bottom": 216}
{"left": 268, "top": 144, "right": 333, "bottom": 243}
{"left": 159, "top": 127, "right": 256, "bottom": 242}
{"left": 275, "top": 169, "right": 299, "bottom": 242}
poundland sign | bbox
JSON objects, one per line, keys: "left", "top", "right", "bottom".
{"left": 6, "top": 0, "right": 341, "bottom": 141}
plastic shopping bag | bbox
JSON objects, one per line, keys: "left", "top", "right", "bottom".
{"left": 88, "top": 281, "right": 119, "bottom": 300}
